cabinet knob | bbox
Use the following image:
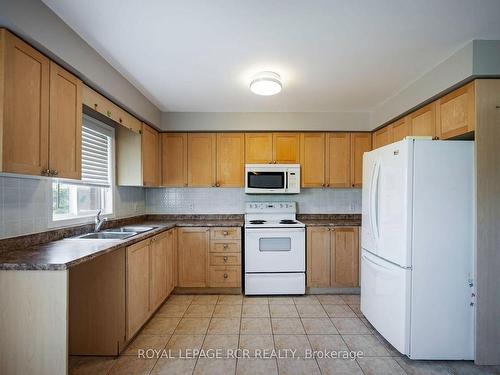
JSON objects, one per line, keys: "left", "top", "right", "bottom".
{"left": 119, "top": 118, "right": 123, "bottom": 123}
{"left": 94, "top": 103, "right": 98, "bottom": 110}
{"left": 216, "top": 182, "right": 220, "bottom": 187}
{"left": 223, "top": 244, "right": 229, "bottom": 249}
{"left": 223, "top": 256, "right": 228, "bottom": 262}
{"left": 223, "top": 231, "right": 228, "bottom": 236}
{"left": 52, "top": 170, "right": 58, "bottom": 176}
{"left": 223, "top": 273, "right": 228, "bottom": 279}
{"left": 41, "top": 168, "right": 50, "bottom": 176}
{"left": 326, "top": 183, "right": 330, "bottom": 187}
{"left": 106, "top": 110, "right": 112, "bottom": 117}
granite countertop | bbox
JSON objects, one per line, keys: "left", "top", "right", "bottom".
{"left": 298, "top": 214, "right": 361, "bottom": 227}
{"left": 0, "top": 218, "right": 243, "bottom": 271}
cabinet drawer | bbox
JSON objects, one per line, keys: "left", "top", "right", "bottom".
{"left": 210, "top": 227, "right": 241, "bottom": 240}
{"left": 210, "top": 253, "right": 241, "bottom": 266}
{"left": 209, "top": 266, "right": 241, "bottom": 288}
{"left": 210, "top": 240, "right": 241, "bottom": 253}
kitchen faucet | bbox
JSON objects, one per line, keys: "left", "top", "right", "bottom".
{"left": 94, "top": 209, "right": 107, "bottom": 232}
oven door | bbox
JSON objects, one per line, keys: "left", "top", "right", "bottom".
{"left": 245, "top": 170, "right": 287, "bottom": 194}
{"left": 245, "top": 228, "right": 305, "bottom": 272}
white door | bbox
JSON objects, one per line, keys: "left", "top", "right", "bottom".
{"left": 245, "top": 228, "right": 305, "bottom": 272}
{"left": 360, "top": 249, "right": 411, "bottom": 356}
{"left": 371, "top": 140, "right": 412, "bottom": 267}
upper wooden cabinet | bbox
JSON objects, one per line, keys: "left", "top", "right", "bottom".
{"left": 326, "top": 133, "right": 350, "bottom": 188}
{"left": 350, "top": 133, "right": 372, "bottom": 188}
{"left": 409, "top": 102, "right": 436, "bottom": 137}
{"left": 300, "top": 133, "right": 326, "bottom": 187}
{"left": 391, "top": 117, "right": 411, "bottom": 142}
{"left": 82, "top": 85, "right": 141, "bottom": 133}
{"left": 49, "top": 62, "right": 82, "bottom": 180}
{"left": 273, "top": 133, "right": 300, "bottom": 163}
{"left": 216, "top": 133, "right": 245, "bottom": 187}
{"left": 372, "top": 125, "right": 393, "bottom": 149}
{"left": 245, "top": 133, "right": 273, "bottom": 163}
{"left": 436, "top": 81, "right": 475, "bottom": 139}
{"left": 188, "top": 133, "right": 216, "bottom": 187}
{"left": 245, "top": 132, "right": 300, "bottom": 164}
{"left": 161, "top": 133, "right": 188, "bottom": 187}
{"left": 142, "top": 124, "right": 160, "bottom": 186}
{"left": 116, "top": 123, "right": 160, "bottom": 186}
{"left": 0, "top": 29, "right": 82, "bottom": 179}
{"left": 178, "top": 227, "right": 209, "bottom": 287}
{"left": 307, "top": 226, "right": 360, "bottom": 288}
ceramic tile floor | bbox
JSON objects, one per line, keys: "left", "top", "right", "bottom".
{"left": 69, "top": 294, "right": 500, "bottom": 375}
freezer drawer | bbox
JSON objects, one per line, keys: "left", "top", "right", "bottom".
{"left": 360, "top": 249, "right": 411, "bottom": 355}
{"left": 245, "top": 273, "right": 305, "bottom": 295}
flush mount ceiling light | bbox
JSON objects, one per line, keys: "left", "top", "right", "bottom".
{"left": 249, "top": 71, "right": 282, "bottom": 96}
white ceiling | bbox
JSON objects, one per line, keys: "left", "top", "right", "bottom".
{"left": 43, "top": 0, "right": 500, "bottom": 113}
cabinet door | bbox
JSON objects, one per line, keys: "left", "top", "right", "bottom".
{"left": 326, "top": 133, "right": 350, "bottom": 188}
{"left": 126, "top": 239, "right": 150, "bottom": 339}
{"left": 372, "top": 125, "right": 393, "bottom": 149}
{"left": 331, "top": 227, "right": 359, "bottom": 287}
{"left": 350, "top": 133, "right": 372, "bottom": 188}
{"left": 2, "top": 30, "right": 50, "bottom": 175}
{"left": 217, "top": 133, "right": 245, "bottom": 187}
{"left": 245, "top": 133, "right": 273, "bottom": 164}
{"left": 391, "top": 117, "right": 410, "bottom": 142}
{"left": 178, "top": 227, "right": 209, "bottom": 287}
{"left": 161, "top": 133, "right": 188, "bottom": 187}
{"left": 150, "top": 233, "right": 168, "bottom": 311}
{"left": 188, "top": 133, "right": 216, "bottom": 187}
{"left": 300, "top": 133, "right": 326, "bottom": 187}
{"left": 142, "top": 124, "right": 159, "bottom": 186}
{"left": 436, "top": 81, "right": 475, "bottom": 139}
{"left": 306, "top": 227, "right": 331, "bottom": 287}
{"left": 49, "top": 62, "right": 82, "bottom": 179}
{"left": 410, "top": 103, "right": 436, "bottom": 137}
{"left": 273, "top": 133, "right": 300, "bottom": 163}
{"left": 166, "top": 229, "right": 175, "bottom": 294}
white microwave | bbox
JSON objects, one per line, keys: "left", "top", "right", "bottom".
{"left": 245, "top": 164, "right": 300, "bottom": 194}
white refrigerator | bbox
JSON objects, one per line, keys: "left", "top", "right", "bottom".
{"left": 360, "top": 139, "right": 474, "bottom": 360}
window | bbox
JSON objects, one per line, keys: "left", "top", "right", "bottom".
{"left": 52, "top": 115, "right": 114, "bottom": 223}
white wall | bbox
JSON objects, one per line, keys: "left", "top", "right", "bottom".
{"left": 161, "top": 112, "right": 371, "bottom": 132}
{"left": 0, "top": 0, "right": 161, "bottom": 126}
{"left": 0, "top": 175, "right": 145, "bottom": 239}
{"left": 146, "top": 188, "right": 361, "bottom": 214}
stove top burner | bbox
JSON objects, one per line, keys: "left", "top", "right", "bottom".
{"left": 280, "top": 220, "right": 298, "bottom": 224}
{"left": 249, "top": 220, "right": 267, "bottom": 224}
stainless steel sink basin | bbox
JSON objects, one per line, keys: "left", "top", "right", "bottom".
{"left": 75, "top": 232, "right": 137, "bottom": 240}
{"left": 104, "top": 226, "right": 155, "bottom": 233}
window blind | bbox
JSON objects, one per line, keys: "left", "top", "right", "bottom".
{"left": 81, "top": 123, "right": 111, "bottom": 186}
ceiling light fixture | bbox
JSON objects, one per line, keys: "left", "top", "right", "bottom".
{"left": 250, "top": 71, "right": 282, "bottom": 96}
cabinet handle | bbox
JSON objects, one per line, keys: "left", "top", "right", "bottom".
{"left": 223, "top": 256, "right": 228, "bottom": 262}
{"left": 223, "top": 273, "right": 228, "bottom": 279}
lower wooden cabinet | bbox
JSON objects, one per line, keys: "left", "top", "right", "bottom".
{"left": 209, "top": 227, "right": 241, "bottom": 288}
{"left": 150, "top": 232, "right": 169, "bottom": 311}
{"left": 178, "top": 227, "right": 210, "bottom": 287}
{"left": 307, "top": 226, "right": 360, "bottom": 288}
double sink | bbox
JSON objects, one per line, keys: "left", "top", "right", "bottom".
{"left": 73, "top": 226, "right": 156, "bottom": 240}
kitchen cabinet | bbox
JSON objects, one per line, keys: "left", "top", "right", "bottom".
{"left": 391, "top": 117, "right": 411, "bottom": 142}
{"left": 150, "top": 232, "right": 169, "bottom": 312}
{"left": 273, "top": 132, "right": 300, "bottom": 163}
{"left": 69, "top": 248, "right": 126, "bottom": 355}
{"left": 0, "top": 30, "right": 82, "bottom": 179}
{"left": 372, "top": 125, "right": 393, "bottom": 149}
{"left": 306, "top": 226, "right": 360, "bottom": 288}
{"left": 126, "top": 239, "right": 150, "bottom": 339}
{"left": 161, "top": 133, "right": 188, "bottom": 187}
{"left": 326, "top": 133, "right": 350, "bottom": 188}
{"left": 300, "top": 133, "right": 326, "bottom": 187}
{"left": 436, "top": 81, "right": 475, "bottom": 139}
{"left": 209, "top": 227, "right": 241, "bottom": 288}
{"left": 49, "top": 61, "right": 82, "bottom": 180}
{"left": 187, "top": 133, "right": 216, "bottom": 187}
{"left": 350, "top": 133, "right": 372, "bottom": 188}
{"left": 216, "top": 133, "right": 245, "bottom": 187}
{"left": 116, "top": 123, "right": 160, "bottom": 186}
{"left": 178, "top": 227, "right": 210, "bottom": 287}
{"left": 409, "top": 102, "right": 436, "bottom": 137}
{"left": 245, "top": 132, "right": 273, "bottom": 163}
{"left": 82, "top": 84, "right": 141, "bottom": 133}
{"left": 142, "top": 123, "right": 160, "bottom": 186}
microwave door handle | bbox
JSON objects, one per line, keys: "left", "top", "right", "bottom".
{"left": 285, "top": 172, "right": 288, "bottom": 190}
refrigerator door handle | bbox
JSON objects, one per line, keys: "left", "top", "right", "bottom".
{"left": 370, "top": 161, "right": 380, "bottom": 239}
{"left": 362, "top": 253, "right": 393, "bottom": 271}
{"left": 373, "top": 161, "right": 381, "bottom": 239}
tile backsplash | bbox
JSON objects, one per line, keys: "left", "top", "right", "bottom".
{"left": 0, "top": 175, "right": 145, "bottom": 239}
{"left": 146, "top": 188, "right": 362, "bottom": 214}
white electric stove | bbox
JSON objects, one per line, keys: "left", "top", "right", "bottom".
{"left": 244, "top": 202, "right": 305, "bottom": 295}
